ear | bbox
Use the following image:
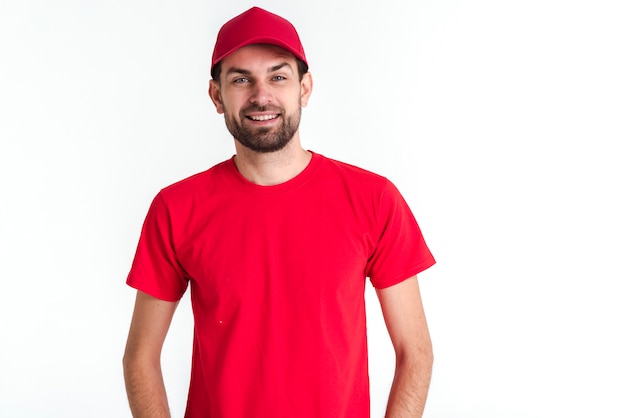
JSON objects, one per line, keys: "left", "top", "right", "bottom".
{"left": 208, "top": 80, "right": 225, "bottom": 114}
{"left": 299, "top": 72, "right": 313, "bottom": 108}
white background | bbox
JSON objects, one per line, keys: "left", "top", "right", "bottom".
{"left": 1, "top": 1, "right": 625, "bottom": 417}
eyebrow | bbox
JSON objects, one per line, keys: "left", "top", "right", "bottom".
{"left": 225, "top": 62, "right": 294, "bottom": 76}
{"left": 269, "top": 62, "right": 293, "bottom": 73}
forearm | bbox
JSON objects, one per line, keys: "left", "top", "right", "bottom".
{"left": 385, "top": 350, "right": 434, "bottom": 418}
{"left": 123, "top": 357, "right": 171, "bottom": 418}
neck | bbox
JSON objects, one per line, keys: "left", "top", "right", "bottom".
{"left": 233, "top": 136, "right": 311, "bottom": 186}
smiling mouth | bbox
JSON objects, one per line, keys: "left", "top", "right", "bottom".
{"left": 247, "top": 114, "right": 280, "bottom": 121}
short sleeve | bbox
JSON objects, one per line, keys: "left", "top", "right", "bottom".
{"left": 126, "top": 193, "right": 189, "bottom": 301}
{"left": 366, "top": 180, "right": 435, "bottom": 289}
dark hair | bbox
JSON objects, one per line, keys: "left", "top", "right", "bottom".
{"left": 211, "top": 58, "right": 309, "bottom": 82}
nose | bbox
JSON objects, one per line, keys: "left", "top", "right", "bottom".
{"left": 249, "top": 80, "right": 273, "bottom": 106}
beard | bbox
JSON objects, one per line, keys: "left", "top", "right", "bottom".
{"left": 224, "top": 105, "right": 301, "bottom": 153}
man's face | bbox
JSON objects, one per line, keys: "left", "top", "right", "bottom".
{"left": 209, "top": 44, "right": 312, "bottom": 153}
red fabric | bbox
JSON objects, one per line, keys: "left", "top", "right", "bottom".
{"left": 211, "top": 7, "right": 308, "bottom": 72}
{"left": 127, "top": 152, "right": 435, "bottom": 418}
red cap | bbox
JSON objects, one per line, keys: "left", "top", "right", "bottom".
{"left": 211, "top": 7, "right": 308, "bottom": 74}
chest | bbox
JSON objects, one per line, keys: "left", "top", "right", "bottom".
{"left": 172, "top": 188, "right": 378, "bottom": 314}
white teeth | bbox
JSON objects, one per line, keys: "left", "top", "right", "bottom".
{"left": 249, "top": 114, "right": 278, "bottom": 121}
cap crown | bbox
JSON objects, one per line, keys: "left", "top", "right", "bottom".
{"left": 211, "top": 7, "right": 308, "bottom": 72}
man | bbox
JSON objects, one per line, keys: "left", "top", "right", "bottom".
{"left": 123, "top": 6, "right": 435, "bottom": 418}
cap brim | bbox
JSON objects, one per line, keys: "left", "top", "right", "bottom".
{"left": 212, "top": 36, "right": 307, "bottom": 69}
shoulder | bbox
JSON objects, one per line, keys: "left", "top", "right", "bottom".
{"left": 157, "top": 158, "right": 234, "bottom": 207}
{"left": 315, "top": 153, "right": 389, "bottom": 189}
{"left": 315, "top": 153, "right": 412, "bottom": 212}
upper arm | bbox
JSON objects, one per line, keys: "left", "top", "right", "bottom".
{"left": 124, "top": 290, "right": 180, "bottom": 363}
{"left": 376, "top": 276, "right": 432, "bottom": 359}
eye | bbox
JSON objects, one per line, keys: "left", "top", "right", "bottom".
{"left": 272, "top": 75, "right": 287, "bottom": 81}
{"left": 233, "top": 77, "right": 250, "bottom": 84}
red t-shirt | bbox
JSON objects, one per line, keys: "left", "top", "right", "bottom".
{"left": 127, "top": 152, "right": 435, "bottom": 417}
